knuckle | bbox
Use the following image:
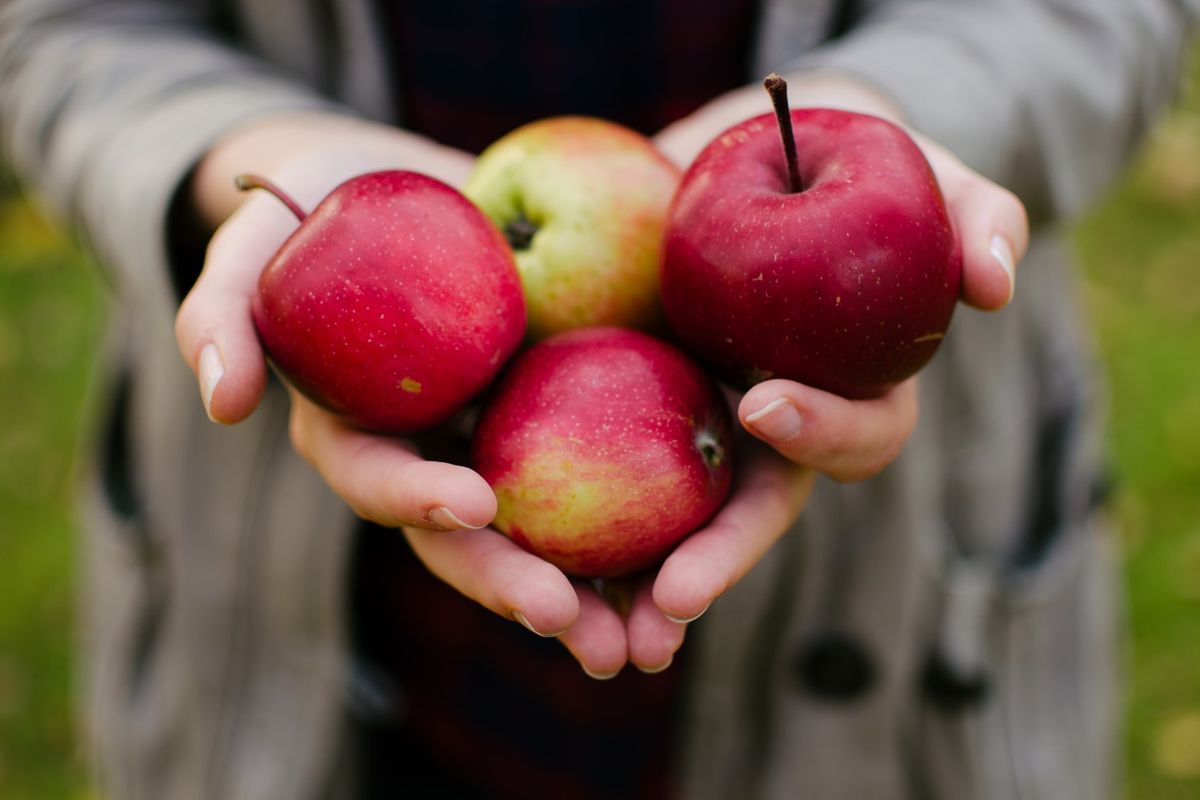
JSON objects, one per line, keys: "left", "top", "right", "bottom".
{"left": 830, "top": 439, "right": 902, "bottom": 483}
{"left": 173, "top": 295, "right": 199, "bottom": 347}
{"left": 287, "top": 409, "right": 311, "bottom": 461}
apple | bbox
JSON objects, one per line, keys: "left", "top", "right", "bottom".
{"left": 472, "top": 327, "right": 733, "bottom": 579}
{"left": 464, "top": 117, "right": 681, "bottom": 341}
{"left": 661, "top": 75, "right": 962, "bottom": 399}
{"left": 242, "top": 170, "right": 526, "bottom": 433}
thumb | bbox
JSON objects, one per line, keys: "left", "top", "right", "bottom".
{"left": 174, "top": 190, "right": 300, "bottom": 423}
{"left": 738, "top": 377, "right": 918, "bottom": 482}
{"left": 917, "top": 136, "right": 1029, "bottom": 312}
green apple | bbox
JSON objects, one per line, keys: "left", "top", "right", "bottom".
{"left": 464, "top": 117, "right": 681, "bottom": 340}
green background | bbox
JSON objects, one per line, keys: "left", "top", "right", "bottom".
{"left": 1, "top": 61, "right": 1199, "bottom": 799}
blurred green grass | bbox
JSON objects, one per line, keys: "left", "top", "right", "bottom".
{"left": 1, "top": 63, "right": 1200, "bottom": 799}
{"left": 0, "top": 175, "right": 102, "bottom": 797}
{"left": 1074, "top": 53, "right": 1200, "bottom": 796}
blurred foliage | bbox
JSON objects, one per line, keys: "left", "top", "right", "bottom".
{"left": 0, "top": 52, "right": 1199, "bottom": 800}
{"left": 1075, "top": 48, "right": 1200, "bottom": 800}
{"left": 0, "top": 180, "right": 100, "bottom": 798}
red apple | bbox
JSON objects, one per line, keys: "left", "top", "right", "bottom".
{"left": 464, "top": 117, "right": 681, "bottom": 340}
{"left": 661, "top": 76, "right": 961, "bottom": 399}
{"left": 472, "top": 327, "right": 733, "bottom": 579}
{"left": 245, "top": 170, "right": 526, "bottom": 433}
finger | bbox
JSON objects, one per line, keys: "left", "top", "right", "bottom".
{"left": 945, "top": 177, "right": 1028, "bottom": 310}
{"left": 923, "top": 142, "right": 1029, "bottom": 311}
{"left": 556, "top": 581, "right": 630, "bottom": 680}
{"left": 174, "top": 194, "right": 299, "bottom": 423}
{"left": 404, "top": 525, "right": 580, "bottom": 638}
{"left": 626, "top": 575, "right": 686, "bottom": 674}
{"left": 287, "top": 391, "right": 496, "bottom": 530}
{"left": 654, "top": 448, "right": 813, "bottom": 622}
{"left": 738, "top": 377, "right": 918, "bottom": 481}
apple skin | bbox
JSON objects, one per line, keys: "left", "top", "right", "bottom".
{"left": 252, "top": 170, "right": 526, "bottom": 433}
{"left": 472, "top": 327, "right": 733, "bottom": 579}
{"left": 464, "top": 117, "right": 681, "bottom": 341}
{"left": 661, "top": 109, "right": 962, "bottom": 399}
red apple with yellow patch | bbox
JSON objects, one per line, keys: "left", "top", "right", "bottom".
{"left": 472, "top": 327, "right": 732, "bottom": 579}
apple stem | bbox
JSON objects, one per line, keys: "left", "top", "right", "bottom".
{"left": 763, "top": 73, "right": 803, "bottom": 194}
{"left": 234, "top": 173, "right": 308, "bottom": 222}
{"left": 505, "top": 212, "right": 539, "bottom": 251}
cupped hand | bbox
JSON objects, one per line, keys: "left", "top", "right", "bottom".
{"left": 172, "top": 111, "right": 636, "bottom": 678}
{"left": 655, "top": 71, "right": 1029, "bottom": 476}
{"left": 175, "top": 111, "right": 476, "bottom": 425}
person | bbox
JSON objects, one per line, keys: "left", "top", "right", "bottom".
{"left": 1, "top": 0, "right": 1194, "bottom": 797}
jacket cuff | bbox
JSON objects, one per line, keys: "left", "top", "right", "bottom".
{"left": 781, "top": 22, "right": 1020, "bottom": 187}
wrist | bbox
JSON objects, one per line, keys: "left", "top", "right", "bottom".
{"left": 192, "top": 112, "right": 473, "bottom": 229}
{"left": 656, "top": 71, "right": 905, "bottom": 169}
{"left": 773, "top": 70, "right": 905, "bottom": 124}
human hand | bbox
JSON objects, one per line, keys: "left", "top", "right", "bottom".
{"left": 172, "top": 113, "right": 506, "bottom": 530}
{"left": 655, "top": 72, "right": 1028, "bottom": 477}
{"left": 396, "top": 365, "right": 885, "bottom": 678}
{"left": 175, "top": 111, "right": 476, "bottom": 424}
{"left": 173, "top": 112, "right": 640, "bottom": 678}
{"left": 385, "top": 432, "right": 815, "bottom": 680}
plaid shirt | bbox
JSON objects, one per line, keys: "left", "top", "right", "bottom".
{"left": 353, "top": 523, "right": 686, "bottom": 799}
{"left": 383, "top": 0, "right": 759, "bottom": 153}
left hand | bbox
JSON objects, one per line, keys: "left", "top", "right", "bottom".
{"left": 618, "top": 73, "right": 1030, "bottom": 672}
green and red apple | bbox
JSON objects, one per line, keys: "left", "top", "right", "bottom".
{"left": 464, "top": 117, "right": 681, "bottom": 340}
{"left": 472, "top": 327, "right": 733, "bottom": 579}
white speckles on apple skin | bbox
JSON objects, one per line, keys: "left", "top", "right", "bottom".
{"left": 253, "top": 170, "right": 526, "bottom": 433}
{"left": 661, "top": 108, "right": 960, "bottom": 399}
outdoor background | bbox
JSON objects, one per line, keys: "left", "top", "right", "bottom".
{"left": 1, "top": 57, "right": 1199, "bottom": 799}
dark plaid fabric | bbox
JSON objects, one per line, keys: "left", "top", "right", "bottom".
{"left": 381, "top": 0, "right": 760, "bottom": 153}
{"left": 352, "top": 523, "right": 684, "bottom": 799}
{"left": 351, "top": 3, "right": 758, "bottom": 796}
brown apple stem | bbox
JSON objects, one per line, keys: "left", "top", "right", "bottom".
{"left": 234, "top": 173, "right": 308, "bottom": 222}
{"left": 763, "top": 73, "right": 803, "bottom": 194}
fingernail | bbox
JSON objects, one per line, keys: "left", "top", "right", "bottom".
{"left": 511, "top": 609, "right": 561, "bottom": 638}
{"left": 990, "top": 234, "right": 1016, "bottom": 304}
{"left": 664, "top": 600, "right": 712, "bottom": 625}
{"left": 582, "top": 665, "right": 621, "bottom": 681}
{"left": 429, "top": 506, "right": 484, "bottom": 531}
{"left": 744, "top": 398, "right": 802, "bottom": 442}
{"left": 637, "top": 656, "right": 674, "bottom": 675}
{"left": 198, "top": 344, "right": 224, "bottom": 422}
